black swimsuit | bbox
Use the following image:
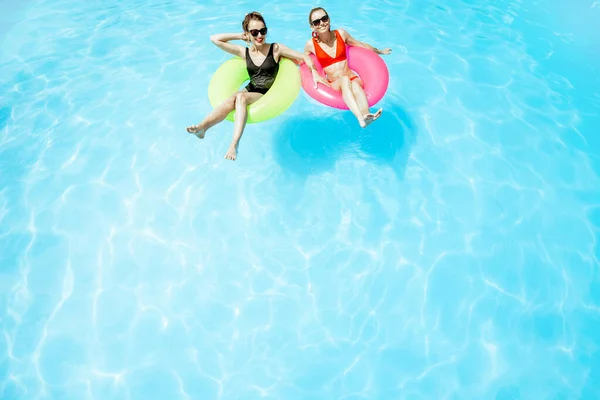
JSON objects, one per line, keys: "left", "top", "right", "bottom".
{"left": 245, "top": 43, "right": 279, "bottom": 94}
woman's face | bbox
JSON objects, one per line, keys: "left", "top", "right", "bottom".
{"left": 310, "top": 10, "right": 330, "bottom": 33}
{"left": 247, "top": 19, "right": 268, "bottom": 45}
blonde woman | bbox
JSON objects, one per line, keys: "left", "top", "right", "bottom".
{"left": 303, "top": 7, "right": 392, "bottom": 127}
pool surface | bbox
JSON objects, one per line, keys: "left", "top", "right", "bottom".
{"left": 1, "top": 0, "right": 600, "bottom": 399}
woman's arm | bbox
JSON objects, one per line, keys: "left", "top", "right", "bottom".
{"left": 338, "top": 29, "right": 392, "bottom": 55}
{"left": 275, "top": 43, "right": 306, "bottom": 65}
{"left": 209, "top": 33, "right": 248, "bottom": 58}
{"left": 275, "top": 43, "right": 319, "bottom": 72}
{"left": 303, "top": 40, "right": 330, "bottom": 88}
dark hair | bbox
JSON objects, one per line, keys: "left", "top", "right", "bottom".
{"left": 242, "top": 11, "right": 266, "bottom": 32}
{"left": 308, "top": 7, "right": 327, "bottom": 24}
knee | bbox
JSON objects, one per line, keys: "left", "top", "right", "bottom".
{"left": 235, "top": 92, "right": 247, "bottom": 105}
{"left": 225, "top": 94, "right": 237, "bottom": 109}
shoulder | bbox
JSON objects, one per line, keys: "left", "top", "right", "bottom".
{"left": 338, "top": 28, "right": 355, "bottom": 42}
{"left": 304, "top": 38, "right": 315, "bottom": 51}
{"left": 272, "top": 43, "right": 284, "bottom": 58}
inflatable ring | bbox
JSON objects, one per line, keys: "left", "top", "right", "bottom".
{"left": 299, "top": 46, "right": 389, "bottom": 110}
{"left": 207, "top": 57, "right": 301, "bottom": 124}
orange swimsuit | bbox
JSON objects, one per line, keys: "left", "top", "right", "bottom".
{"left": 313, "top": 30, "right": 359, "bottom": 82}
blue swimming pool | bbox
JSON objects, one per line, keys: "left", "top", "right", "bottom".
{"left": 1, "top": 0, "right": 599, "bottom": 398}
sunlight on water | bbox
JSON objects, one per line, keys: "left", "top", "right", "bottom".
{"left": 1, "top": 0, "right": 599, "bottom": 399}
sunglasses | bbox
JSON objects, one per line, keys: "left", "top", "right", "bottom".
{"left": 311, "top": 15, "right": 329, "bottom": 26}
{"left": 249, "top": 28, "right": 268, "bottom": 37}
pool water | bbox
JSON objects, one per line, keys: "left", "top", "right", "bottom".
{"left": 1, "top": 0, "right": 599, "bottom": 399}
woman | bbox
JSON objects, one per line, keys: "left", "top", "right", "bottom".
{"left": 303, "top": 7, "right": 392, "bottom": 128}
{"left": 187, "top": 12, "right": 306, "bottom": 161}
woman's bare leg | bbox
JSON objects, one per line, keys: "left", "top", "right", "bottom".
{"left": 186, "top": 93, "right": 239, "bottom": 138}
{"left": 335, "top": 76, "right": 367, "bottom": 127}
{"left": 351, "top": 78, "right": 370, "bottom": 116}
{"left": 350, "top": 78, "right": 382, "bottom": 126}
{"left": 224, "top": 91, "right": 263, "bottom": 161}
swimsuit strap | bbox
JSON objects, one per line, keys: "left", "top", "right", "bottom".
{"left": 334, "top": 30, "right": 345, "bottom": 57}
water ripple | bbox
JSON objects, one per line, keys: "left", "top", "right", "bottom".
{"left": 1, "top": 0, "right": 600, "bottom": 399}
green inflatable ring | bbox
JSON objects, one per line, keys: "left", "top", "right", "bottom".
{"left": 207, "top": 56, "right": 300, "bottom": 124}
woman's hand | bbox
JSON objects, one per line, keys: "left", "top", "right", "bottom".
{"left": 311, "top": 69, "right": 330, "bottom": 88}
{"left": 241, "top": 32, "right": 250, "bottom": 42}
{"left": 375, "top": 47, "right": 392, "bottom": 55}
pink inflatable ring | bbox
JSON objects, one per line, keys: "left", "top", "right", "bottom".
{"left": 300, "top": 45, "right": 390, "bottom": 110}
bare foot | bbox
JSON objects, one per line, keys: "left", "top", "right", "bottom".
{"left": 224, "top": 146, "right": 237, "bottom": 161}
{"left": 186, "top": 124, "right": 206, "bottom": 139}
{"left": 363, "top": 108, "right": 383, "bottom": 127}
{"left": 372, "top": 108, "right": 383, "bottom": 121}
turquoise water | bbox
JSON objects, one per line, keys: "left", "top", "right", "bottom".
{"left": 1, "top": 0, "right": 600, "bottom": 398}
